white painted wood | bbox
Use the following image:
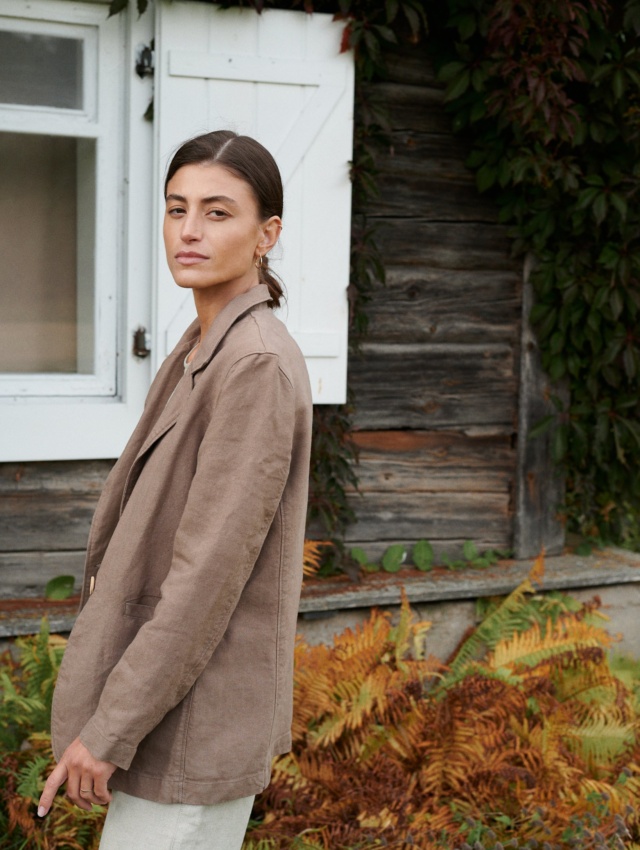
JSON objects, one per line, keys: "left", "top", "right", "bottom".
{"left": 154, "top": 1, "right": 354, "bottom": 403}
{"left": 0, "top": 1, "right": 154, "bottom": 459}
{"left": 0, "top": 2, "right": 119, "bottom": 399}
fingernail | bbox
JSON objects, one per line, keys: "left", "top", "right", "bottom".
{"left": 37, "top": 806, "right": 46, "bottom": 818}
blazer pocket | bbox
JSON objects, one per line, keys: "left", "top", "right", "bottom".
{"left": 124, "top": 596, "right": 161, "bottom": 621}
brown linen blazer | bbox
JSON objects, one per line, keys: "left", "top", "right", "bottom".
{"left": 51, "top": 285, "right": 313, "bottom": 805}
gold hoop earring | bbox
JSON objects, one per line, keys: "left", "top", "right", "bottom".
{"left": 255, "top": 255, "right": 263, "bottom": 269}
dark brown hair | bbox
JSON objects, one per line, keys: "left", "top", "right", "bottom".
{"left": 164, "top": 130, "right": 284, "bottom": 308}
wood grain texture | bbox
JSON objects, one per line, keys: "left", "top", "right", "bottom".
{"left": 0, "top": 461, "right": 112, "bottom": 552}
{"left": 365, "top": 266, "right": 521, "bottom": 344}
{"left": 350, "top": 342, "right": 518, "bottom": 430}
{"left": 372, "top": 132, "right": 500, "bottom": 222}
{"left": 363, "top": 82, "right": 451, "bottom": 134}
{"left": 0, "top": 461, "right": 113, "bottom": 494}
{"left": 0, "top": 551, "right": 84, "bottom": 598}
{"left": 383, "top": 44, "right": 441, "bottom": 88}
{"left": 514, "top": 260, "right": 566, "bottom": 557}
{"left": 345, "top": 489, "right": 510, "bottom": 542}
{"left": 351, "top": 430, "right": 515, "bottom": 493}
{"left": 373, "top": 219, "right": 520, "bottom": 271}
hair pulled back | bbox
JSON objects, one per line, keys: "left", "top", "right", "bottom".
{"left": 164, "top": 130, "right": 284, "bottom": 308}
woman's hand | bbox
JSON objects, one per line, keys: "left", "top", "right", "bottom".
{"left": 37, "top": 737, "right": 116, "bottom": 816}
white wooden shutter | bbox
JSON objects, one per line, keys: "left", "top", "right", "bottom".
{"left": 154, "top": 0, "right": 354, "bottom": 403}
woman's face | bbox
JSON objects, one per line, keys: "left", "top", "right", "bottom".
{"left": 163, "top": 162, "right": 280, "bottom": 298}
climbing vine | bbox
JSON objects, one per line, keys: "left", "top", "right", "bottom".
{"left": 429, "top": 0, "right": 640, "bottom": 547}
{"left": 111, "top": 0, "right": 640, "bottom": 549}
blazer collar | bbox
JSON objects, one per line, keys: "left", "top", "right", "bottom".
{"left": 189, "top": 284, "right": 271, "bottom": 377}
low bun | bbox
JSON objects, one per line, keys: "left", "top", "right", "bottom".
{"left": 259, "top": 256, "right": 284, "bottom": 309}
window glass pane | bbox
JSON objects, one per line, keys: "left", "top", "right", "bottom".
{"left": 0, "top": 31, "right": 83, "bottom": 109}
{"left": 0, "top": 132, "right": 95, "bottom": 373}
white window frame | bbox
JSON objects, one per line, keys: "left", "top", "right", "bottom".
{"left": 0, "top": 0, "right": 120, "bottom": 397}
{"left": 0, "top": 0, "right": 154, "bottom": 460}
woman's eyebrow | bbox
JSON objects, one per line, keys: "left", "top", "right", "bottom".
{"left": 165, "top": 192, "right": 238, "bottom": 206}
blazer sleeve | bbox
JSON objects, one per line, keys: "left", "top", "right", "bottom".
{"left": 79, "top": 352, "right": 296, "bottom": 769}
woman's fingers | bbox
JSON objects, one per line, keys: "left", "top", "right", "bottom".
{"left": 37, "top": 761, "right": 68, "bottom": 817}
{"left": 67, "top": 770, "right": 92, "bottom": 811}
{"left": 37, "top": 738, "right": 116, "bottom": 816}
{"left": 79, "top": 774, "right": 107, "bottom": 808}
{"left": 92, "top": 769, "right": 113, "bottom": 806}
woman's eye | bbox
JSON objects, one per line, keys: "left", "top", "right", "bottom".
{"left": 168, "top": 207, "right": 185, "bottom": 216}
{"left": 208, "top": 209, "right": 228, "bottom": 219}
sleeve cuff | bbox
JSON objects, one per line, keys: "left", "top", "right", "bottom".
{"left": 79, "top": 718, "right": 137, "bottom": 770}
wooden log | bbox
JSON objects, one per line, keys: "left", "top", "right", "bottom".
{"left": 0, "top": 461, "right": 112, "bottom": 552}
{"left": 365, "top": 266, "right": 521, "bottom": 344}
{"left": 0, "top": 551, "right": 85, "bottom": 598}
{"left": 382, "top": 44, "right": 441, "bottom": 88}
{"left": 350, "top": 342, "right": 518, "bottom": 431}
{"left": 351, "top": 430, "right": 515, "bottom": 494}
{"left": 363, "top": 82, "right": 451, "bottom": 135}
{"left": 373, "top": 219, "right": 520, "bottom": 271}
{"left": 370, "top": 133, "right": 499, "bottom": 222}
{"left": 344, "top": 489, "right": 510, "bottom": 542}
{"left": 0, "top": 493, "right": 97, "bottom": 552}
{"left": 514, "top": 257, "right": 566, "bottom": 557}
{"left": 0, "top": 461, "right": 113, "bottom": 493}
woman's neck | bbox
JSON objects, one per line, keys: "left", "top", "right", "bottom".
{"left": 192, "top": 278, "right": 260, "bottom": 341}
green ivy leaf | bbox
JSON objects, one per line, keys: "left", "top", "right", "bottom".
{"left": 108, "top": 0, "right": 129, "bottom": 16}
{"left": 438, "top": 61, "right": 467, "bottom": 83}
{"left": 476, "top": 163, "right": 497, "bottom": 192}
{"left": 463, "top": 540, "right": 479, "bottom": 561}
{"left": 413, "top": 539, "right": 434, "bottom": 571}
{"left": 382, "top": 544, "right": 406, "bottom": 573}
{"left": 45, "top": 575, "right": 76, "bottom": 601}
{"left": 528, "top": 414, "right": 555, "bottom": 439}
{"left": 444, "top": 70, "right": 471, "bottom": 102}
{"left": 593, "top": 193, "right": 608, "bottom": 224}
{"left": 552, "top": 425, "right": 569, "bottom": 462}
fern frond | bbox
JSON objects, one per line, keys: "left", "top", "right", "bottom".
{"left": 15, "top": 754, "right": 49, "bottom": 801}
{"left": 489, "top": 617, "right": 612, "bottom": 671}
{"left": 563, "top": 714, "right": 637, "bottom": 768}
{"left": 302, "top": 540, "right": 330, "bottom": 579}
{"left": 448, "top": 579, "right": 537, "bottom": 675}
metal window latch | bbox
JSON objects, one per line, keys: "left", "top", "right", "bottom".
{"left": 133, "top": 327, "right": 151, "bottom": 358}
{"left": 135, "top": 41, "right": 154, "bottom": 78}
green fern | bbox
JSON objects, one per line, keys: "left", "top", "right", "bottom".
{"left": 447, "top": 580, "right": 538, "bottom": 676}
{"left": 15, "top": 754, "right": 49, "bottom": 800}
{"left": 565, "top": 715, "right": 636, "bottom": 767}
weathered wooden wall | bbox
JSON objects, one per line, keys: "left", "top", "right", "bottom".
{"left": 345, "top": 45, "right": 522, "bottom": 560}
{"left": 0, "top": 41, "right": 524, "bottom": 599}
{"left": 0, "top": 461, "right": 113, "bottom": 597}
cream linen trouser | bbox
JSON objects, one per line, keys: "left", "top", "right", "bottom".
{"left": 98, "top": 790, "right": 255, "bottom": 850}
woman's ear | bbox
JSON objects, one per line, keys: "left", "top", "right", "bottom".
{"left": 258, "top": 216, "right": 282, "bottom": 255}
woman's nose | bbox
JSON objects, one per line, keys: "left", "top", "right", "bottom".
{"left": 180, "top": 211, "right": 202, "bottom": 242}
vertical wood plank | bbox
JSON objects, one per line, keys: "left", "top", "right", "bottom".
{"left": 514, "top": 256, "right": 566, "bottom": 558}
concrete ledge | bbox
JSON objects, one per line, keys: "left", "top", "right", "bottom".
{"left": 299, "top": 547, "right": 640, "bottom": 613}
{"left": 0, "top": 548, "right": 639, "bottom": 639}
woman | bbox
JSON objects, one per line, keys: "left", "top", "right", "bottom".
{"left": 37, "top": 131, "right": 313, "bottom": 850}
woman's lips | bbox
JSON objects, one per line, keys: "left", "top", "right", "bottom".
{"left": 175, "top": 251, "right": 208, "bottom": 265}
